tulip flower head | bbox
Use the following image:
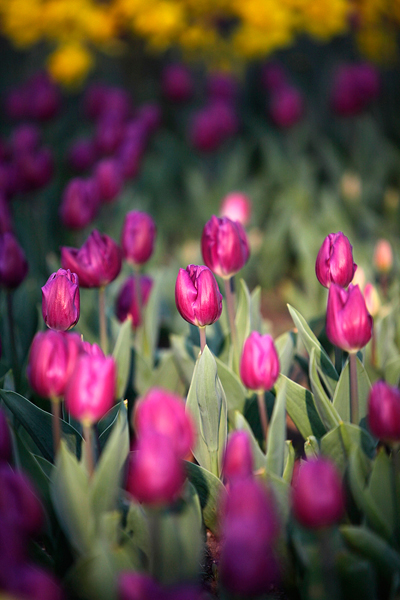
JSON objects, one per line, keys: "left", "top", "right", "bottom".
{"left": 42, "top": 268, "right": 80, "bottom": 331}
{"left": 115, "top": 274, "right": 153, "bottom": 329}
{"left": 240, "top": 332, "right": 280, "bottom": 392}
{"left": 373, "top": 239, "right": 393, "bottom": 274}
{"left": 223, "top": 430, "right": 254, "bottom": 484}
{"left": 201, "top": 215, "right": 250, "bottom": 279}
{"left": 162, "top": 63, "right": 194, "bottom": 103}
{"left": 326, "top": 283, "right": 373, "bottom": 353}
{"left": 121, "top": 211, "right": 156, "bottom": 266}
{"left": 61, "top": 229, "right": 122, "bottom": 288}
{"left": 315, "top": 232, "right": 357, "bottom": 289}
{"left": 364, "top": 283, "right": 380, "bottom": 317}
{"left": 175, "top": 264, "right": 223, "bottom": 328}
{"left": 0, "top": 232, "right": 28, "bottom": 289}
{"left": 368, "top": 381, "right": 400, "bottom": 443}
{"left": 219, "top": 192, "right": 252, "bottom": 226}
{"left": 59, "top": 177, "right": 101, "bottom": 230}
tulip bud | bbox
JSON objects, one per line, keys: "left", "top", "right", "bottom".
{"left": 119, "top": 573, "right": 164, "bottom": 600}
{"left": 42, "top": 268, "right": 80, "bottom": 331}
{"left": 292, "top": 457, "right": 345, "bottom": 528}
{"left": 61, "top": 229, "right": 122, "bottom": 288}
{"left": 220, "top": 192, "right": 252, "bottom": 226}
{"left": 175, "top": 264, "right": 223, "bottom": 328}
{"left": 67, "top": 137, "right": 96, "bottom": 172}
{"left": 364, "top": 283, "right": 380, "bottom": 317}
{"left": 0, "top": 232, "right": 28, "bottom": 289}
{"left": 0, "top": 194, "right": 13, "bottom": 234}
{"left": 134, "top": 387, "right": 195, "bottom": 459}
{"left": 326, "top": 284, "right": 373, "bottom": 353}
{"left": 201, "top": 215, "right": 250, "bottom": 279}
{"left": 64, "top": 354, "right": 116, "bottom": 425}
{"left": 0, "top": 407, "right": 12, "bottom": 463}
{"left": 126, "top": 432, "right": 185, "bottom": 505}
{"left": 95, "top": 115, "right": 123, "bottom": 156}
{"left": 59, "top": 177, "right": 100, "bottom": 230}
{"left": 0, "top": 465, "right": 43, "bottom": 537}
{"left": 115, "top": 275, "right": 153, "bottom": 328}
{"left": 12, "top": 565, "right": 63, "bottom": 600}
{"left": 28, "top": 331, "right": 82, "bottom": 399}
{"left": 373, "top": 239, "right": 393, "bottom": 273}
{"left": 240, "top": 332, "right": 280, "bottom": 392}
{"left": 162, "top": 63, "right": 194, "bottom": 103}
{"left": 94, "top": 158, "right": 123, "bottom": 204}
{"left": 121, "top": 211, "right": 156, "bottom": 266}
{"left": 315, "top": 232, "right": 357, "bottom": 288}
{"left": 81, "top": 341, "right": 105, "bottom": 357}
{"left": 368, "top": 381, "right": 400, "bottom": 443}
{"left": 223, "top": 430, "right": 254, "bottom": 483}
{"left": 269, "top": 85, "right": 304, "bottom": 128}
{"left": 11, "top": 124, "right": 41, "bottom": 154}
{"left": 207, "top": 72, "right": 238, "bottom": 103}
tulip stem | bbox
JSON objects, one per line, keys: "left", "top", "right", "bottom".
{"left": 51, "top": 398, "right": 61, "bottom": 456}
{"left": 349, "top": 353, "right": 359, "bottom": 425}
{"left": 257, "top": 391, "right": 269, "bottom": 451}
{"left": 98, "top": 286, "right": 108, "bottom": 354}
{"left": 83, "top": 423, "right": 94, "bottom": 478}
{"left": 224, "top": 277, "right": 238, "bottom": 353}
{"left": 199, "top": 326, "right": 206, "bottom": 353}
{"left": 134, "top": 268, "right": 143, "bottom": 327}
{"left": 391, "top": 444, "right": 400, "bottom": 548}
{"left": 6, "top": 291, "right": 20, "bottom": 390}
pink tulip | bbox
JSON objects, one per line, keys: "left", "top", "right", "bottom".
{"left": 368, "top": 381, "right": 400, "bottom": 443}
{"left": 0, "top": 232, "right": 28, "bottom": 289}
{"left": 121, "top": 211, "right": 156, "bottom": 266}
{"left": 219, "top": 192, "right": 252, "bottom": 226}
{"left": 223, "top": 430, "right": 254, "bottom": 483}
{"left": 240, "top": 332, "right": 280, "bottom": 392}
{"left": 42, "top": 269, "right": 80, "bottom": 331}
{"left": 315, "top": 232, "right": 357, "bottom": 288}
{"left": 175, "top": 264, "right": 223, "bottom": 327}
{"left": 201, "top": 215, "right": 250, "bottom": 279}
{"left": 326, "top": 284, "right": 372, "bottom": 353}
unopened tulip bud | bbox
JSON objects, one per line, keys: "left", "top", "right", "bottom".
{"left": 368, "top": 381, "right": 400, "bottom": 443}
{"left": 115, "top": 275, "right": 153, "bottom": 328}
{"left": 315, "top": 232, "right": 357, "bottom": 288}
{"left": 61, "top": 229, "right": 122, "bottom": 288}
{"left": 67, "top": 137, "right": 96, "bottom": 172}
{"left": 42, "top": 268, "right": 80, "bottom": 331}
{"left": 64, "top": 354, "right": 116, "bottom": 425}
{"left": 81, "top": 341, "right": 105, "bottom": 357}
{"left": 0, "top": 232, "right": 28, "bottom": 289}
{"left": 13, "top": 565, "right": 63, "bottom": 600}
{"left": 326, "top": 284, "right": 372, "bottom": 353}
{"left": 292, "top": 457, "right": 345, "bottom": 528}
{"left": 373, "top": 239, "right": 393, "bottom": 273}
{"left": 0, "top": 465, "right": 43, "bottom": 537}
{"left": 364, "top": 283, "right": 380, "bottom": 317}
{"left": 59, "top": 177, "right": 100, "bottom": 230}
{"left": 121, "top": 211, "right": 156, "bottom": 266}
{"left": 240, "top": 332, "right": 280, "bottom": 392}
{"left": 220, "top": 192, "right": 252, "bottom": 226}
{"left": 0, "top": 194, "right": 13, "bottom": 234}
{"left": 94, "top": 158, "right": 123, "bottom": 203}
{"left": 201, "top": 215, "right": 250, "bottom": 279}
{"left": 134, "top": 387, "right": 195, "bottom": 459}
{"left": 223, "top": 430, "right": 253, "bottom": 483}
{"left": 119, "top": 573, "right": 163, "bottom": 600}
{"left": 269, "top": 85, "right": 304, "bottom": 128}
{"left": 162, "top": 63, "right": 194, "bottom": 102}
{"left": 175, "top": 264, "right": 223, "bottom": 327}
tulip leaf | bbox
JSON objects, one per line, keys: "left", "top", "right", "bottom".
{"left": 283, "top": 440, "right": 295, "bottom": 483}
{"left": 170, "top": 334, "right": 196, "bottom": 387}
{"left": 0, "top": 390, "right": 82, "bottom": 462}
{"left": 266, "top": 378, "right": 286, "bottom": 478}
{"left": 14, "top": 428, "right": 53, "bottom": 510}
{"left": 383, "top": 354, "right": 400, "bottom": 387}
{"left": 276, "top": 375, "right": 326, "bottom": 440}
{"left": 321, "top": 421, "right": 376, "bottom": 475}
{"left": 265, "top": 471, "right": 290, "bottom": 525}
{"left": 304, "top": 436, "right": 320, "bottom": 459}
{"left": 136, "top": 271, "right": 162, "bottom": 362}
{"left": 51, "top": 440, "right": 95, "bottom": 554}
{"left": 215, "top": 355, "right": 247, "bottom": 413}
{"left": 275, "top": 330, "right": 296, "bottom": 377}
{"left": 367, "top": 448, "right": 395, "bottom": 537}
{"left": 149, "top": 350, "right": 186, "bottom": 396}
{"left": 185, "top": 461, "right": 226, "bottom": 533}
{"left": 233, "top": 278, "right": 251, "bottom": 373}
{"left": 98, "top": 404, "right": 122, "bottom": 449}
{"left": 309, "top": 348, "right": 341, "bottom": 431}
{"left": 90, "top": 405, "right": 130, "bottom": 522}
{"left": 133, "top": 351, "right": 153, "bottom": 396}
{"left": 250, "top": 285, "right": 262, "bottom": 333}
{"left": 112, "top": 317, "right": 132, "bottom": 399}
{"left": 233, "top": 410, "right": 266, "bottom": 471}
{"left": 332, "top": 356, "right": 371, "bottom": 425}
{"left": 287, "top": 304, "right": 338, "bottom": 396}
{"left": 125, "top": 499, "right": 150, "bottom": 557}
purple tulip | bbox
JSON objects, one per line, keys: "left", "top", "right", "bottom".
{"left": 12, "top": 564, "right": 63, "bottom": 600}
{"left": 115, "top": 275, "right": 153, "bottom": 328}
{"left": 16, "top": 147, "right": 54, "bottom": 192}
{"left": 368, "top": 381, "right": 400, "bottom": 443}
{"left": 95, "top": 115, "right": 124, "bottom": 156}
{"left": 269, "top": 85, "right": 304, "bottom": 128}
{"left": 94, "top": 158, "right": 123, "bottom": 204}
{"left": 59, "top": 177, "right": 100, "bottom": 230}
{"left": 175, "top": 264, "right": 223, "bottom": 328}
{"left": 201, "top": 215, "right": 250, "bottom": 279}
{"left": 0, "top": 465, "right": 43, "bottom": 537}
{"left": 41, "top": 268, "right": 80, "bottom": 331}
{"left": 121, "top": 211, "right": 156, "bottom": 266}
{"left": 119, "top": 573, "right": 164, "bottom": 600}
{"left": 223, "top": 430, "right": 254, "bottom": 483}
{"left": 11, "top": 124, "right": 41, "bottom": 154}
{"left": 64, "top": 354, "right": 116, "bottom": 425}
{"left": 67, "top": 138, "right": 97, "bottom": 172}
{"left": 326, "top": 284, "right": 373, "bottom": 353}
{"left": 61, "top": 229, "right": 122, "bottom": 288}
{"left": 292, "top": 457, "right": 345, "bottom": 529}
{"left": 316, "top": 232, "right": 357, "bottom": 288}
{"left": 0, "top": 194, "right": 13, "bottom": 234}
{"left": 206, "top": 72, "right": 238, "bottom": 103}
{"left": 240, "top": 332, "right": 280, "bottom": 392}
{"left": 0, "top": 232, "right": 28, "bottom": 289}
{"left": 162, "top": 63, "right": 194, "bottom": 102}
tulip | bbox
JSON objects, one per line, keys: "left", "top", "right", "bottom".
{"left": 315, "top": 232, "right": 357, "bottom": 288}
{"left": 94, "top": 158, "right": 123, "bottom": 204}
{"left": 0, "top": 194, "right": 13, "bottom": 234}
{"left": 61, "top": 229, "right": 122, "bottom": 288}
{"left": 269, "top": 85, "right": 304, "bottom": 128}
{"left": 292, "top": 457, "right": 345, "bottom": 528}
{"left": 94, "top": 115, "right": 124, "bottom": 156}
{"left": 115, "top": 275, "right": 153, "bottom": 329}
{"left": 175, "top": 264, "right": 223, "bottom": 330}
{"left": 27, "top": 330, "right": 82, "bottom": 399}
{"left": 368, "top": 381, "right": 400, "bottom": 443}
{"left": 134, "top": 387, "right": 195, "bottom": 459}
{"left": 136, "top": 103, "right": 162, "bottom": 135}
{"left": 326, "top": 284, "right": 372, "bottom": 353}
{"left": 207, "top": 72, "right": 238, "bottom": 103}
{"left": 261, "top": 62, "right": 287, "bottom": 92}
{"left": 11, "top": 565, "right": 63, "bottom": 600}
{"left": 11, "top": 124, "right": 41, "bottom": 154}
{"left": 220, "top": 191, "right": 252, "bottom": 226}
{"left": 59, "top": 177, "right": 100, "bottom": 230}
{"left": 162, "top": 63, "right": 194, "bottom": 102}
{"left": 119, "top": 573, "right": 164, "bottom": 600}
{"left": 0, "top": 232, "right": 28, "bottom": 289}
{"left": 240, "top": 332, "right": 280, "bottom": 392}
{"left": 81, "top": 341, "right": 105, "bottom": 357}
{"left": 0, "top": 465, "right": 43, "bottom": 537}
{"left": 16, "top": 147, "right": 54, "bottom": 192}
{"left": 373, "top": 239, "right": 393, "bottom": 273}
{"left": 364, "top": 283, "right": 380, "bottom": 317}
{"left": 223, "top": 430, "right": 254, "bottom": 483}
{"left": 118, "top": 138, "right": 144, "bottom": 180}
{"left": 201, "top": 215, "right": 250, "bottom": 279}
{"left": 121, "top": 211, "right": 156, "bottom": 266}
{"left": 0, "top": 407, "right": 12, "bottom": 463}
{"left": 42, "top": 268, "right": 80, "bottom": 332}
{"left": 67, "top": 137, "right": 96, "bottom": 172}
{"left": 126, "top": 432, "right": 185, "bottom": 505}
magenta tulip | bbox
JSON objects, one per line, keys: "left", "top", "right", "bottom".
{"left": 162, "top": 63, "right": 194, "bottom": 102}
{"left": 219, "top": 191, "right": 252, "bottom": 226}
{"left": 64, "top": 354, "right": 116, "bottom": 425}
{"left": 223, "top": 430, "right": 254, "bottom": 483}
{"left": 240, "top": 332, "right": 280, "bottom": 392}
{"left": 292, "top": 457, "right": 345, "bottom": 529}
{"left": 315, "top": 232, "right": 357, "bottom": 288}
{"left": 269, "top": 85, "right": 304, "bottom": 128}
{"left": 175, "top": 264, "right": 223, "bottom": 328}
{"left": 201, "top": 215, "right": 250, "bottom": 279}
{"left": 94, "top": 158, "right": 123, "bottom": 204}
{"left": 119, "top": 573, "right": 164, "bottom": 600}
{"left": 61, "top": 229, "right": 122, "bottom": 288}
{"left": 326, "top": 284, "right": 373, "bottom": 353}
{"left": 67, "top": 138, "right": 96, "bottom": 172}
{"left": 59, "top": 177, "right": 100, "bottom": 230}
{"left": 121, "top": 211, "right": 156, "bottom": 266}
{"left": 42, "top": 269, "right": 80, "bottom": 332}
{"left": 0, "top": 465, "right": 43, "bottom": 537}
{"left": 0, "top": 232, "right": 28, "bottom": 289}
{"left": 0, "top": 194, "right": 13, "bottom": 234}
{"left": 115, "top": 275, "right": 153, "bottom": 328}
{"left": 368, "top": 381, "right": 400, "bottom": 443}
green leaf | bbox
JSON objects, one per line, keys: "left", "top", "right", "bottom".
{"left": 304, "top": 436, "right": 320, "bottom": 459}
{"left": 383, "top": 355, "right": 400, "bottom": 387}
{"left": 266, "top": 378, "right": 286, "bottom": 478}
{"left": 232, "top": 410, "right": 266, "bottom": 471}
{"left": 14, "top": 428, "right": 52, "bottom": 509}
{"left": 368, "top": 447, "right": 395, "bottom": 535}
{"left": 170, "top": 334, "right": 196, "bottom": 387}
{"left": 275, "top": 330, "right": 296, "bottom": 377}
{"left": 90, "top": 406, "right": 130, "bottom": 522}
{"left": 0, "top": 390, "right": 82, "bottom": 462}
{"left": 276, "top": 375, "right": 326, "bottom": 440}
{"left": 233, "top": 279, "right": 251, "bottom": 372}
{"left": 98, "top": 404, "right": 121, "bottom": 449}
{"left": 309, "top": 348, "right": 341, "bottom": 431}
{"left": 133, "top": 351, "right": 153, "bottom": 396}
{"left": 215, "top": 355, "right": 247, "bottom": 413}
{"left": 250, "top": 286, "right": 262, "bottom": 333}
{"left": 149, "top": 351, "right": 186, "bottom": 396}
{"left": 51, "top": 440, "right": 95, "bottom": 553}
{"left": 185, "top": 461, "right": 226, "bottom": 534}
{"left": 135, "top": 272, "right": 162, "bottom": 362}
{"left": 288, "top": 305, "right": 338, "bottom": 396}
{"left": 332, "top": 356, "right": 371, "bottom": 425}
{"left": 112, "top": 317, "right": 132, "bottom": 399}
{"left": 125, "top": 500, "right": 150, "bottom": 558}
{"left": 283, "top": 440, "right": 295, "bottom": 483}
{"left": 321, "top": 421, "right": 376, "bottom": 475}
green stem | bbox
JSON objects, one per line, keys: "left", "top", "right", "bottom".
{"left": 83, "top": 423, "right": 94, "bottom": 478}
{"left": 349, "top": 353, "right": 359, "bottom": 425}
{"left": 134, "top": 267, "right": 143, "bottom": 327}
{"left": 317, "top": 528, "right": 340, "bottom": 600}
{"left": 224, "top": 277, "right": 238, "bottom": 352}
{"left": 257, "top": 390, "right": 268, "bottom": 452}
{"left": 149, "top": 508, "right": 162, "bottom": 580}
{"left": 51, "top": 398, "right": 61, "bottom": 456}
{"left": 6, "top": 290, "right": 20, "bottom": 390}
{"left": 199, "top": 326, "right": 206, "bottom": 353}
{"left": 98, "top": 286, "right": 108, "bottom": 354}
{"left": 391, "top": 444, "right": 400, "bottom": 549}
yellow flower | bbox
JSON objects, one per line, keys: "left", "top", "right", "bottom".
{"left": 47, "top": 42, "right": 94, "bottom": 87}
{"left": 1, "top": 0, "right": 43, "bottom": 47}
